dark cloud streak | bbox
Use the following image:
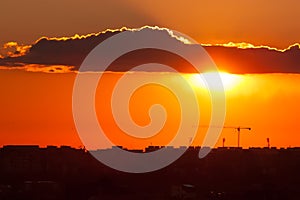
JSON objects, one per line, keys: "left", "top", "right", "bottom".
{"left": 1, "top": 28, "right": 300, "bottom": 74}
{"left": 205, "top": 45, "right": 300, "bottom": 74}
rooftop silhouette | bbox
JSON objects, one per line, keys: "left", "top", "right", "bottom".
{"left": 0, "top": 145, "right": 300, "bottom": 199}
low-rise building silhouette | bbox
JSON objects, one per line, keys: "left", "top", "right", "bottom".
{"left": 0, "top": 145, "right": 300, "bottom": 199}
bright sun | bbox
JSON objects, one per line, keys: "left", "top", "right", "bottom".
{"left": 187, "top": 71, "right": 242, "bottom": 92}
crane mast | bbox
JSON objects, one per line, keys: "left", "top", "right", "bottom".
{"left": 224, "top": 126, "right": 251, "bottom": 148}
{"left": 195, "top": 125, "right": 252, "bottom": 148}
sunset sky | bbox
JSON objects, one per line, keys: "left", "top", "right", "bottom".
{"left": 0, "top": 1, "right": 300, "bottom": 149}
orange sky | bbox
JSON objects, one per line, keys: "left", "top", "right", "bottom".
{"left": 1, "top": 69, "right": 299, "bottom": 148}
{"left": 0, "top": 1, "right": 299, "bottom": 149}
{"left": 1, "top": 1, "right": 300, "bottom": 48}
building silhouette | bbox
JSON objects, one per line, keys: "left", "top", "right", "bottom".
{"left": 0, "top": 145, "right": 300, "bottom": 199}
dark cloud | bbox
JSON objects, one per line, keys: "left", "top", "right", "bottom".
{"left": 205, "top": 45, "right": 300, "bottom": 74}
{"left": 0, "top": 30, "right": 120, "bottom": 68}
{"left": 1, "top": 27, "right": 300, "bottom": 74}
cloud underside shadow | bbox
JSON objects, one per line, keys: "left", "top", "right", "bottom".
{"left": 0, "top": 27, "right": 300, "bottom": 74}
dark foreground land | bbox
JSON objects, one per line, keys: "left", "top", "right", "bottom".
{"left": 0, "top": 145, "right": 300, "bottom": 200}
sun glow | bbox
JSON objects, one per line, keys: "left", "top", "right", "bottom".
{"left": 187, "top": 72, "right": 243, "bottom": 92}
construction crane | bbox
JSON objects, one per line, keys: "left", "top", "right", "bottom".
{"left": 193, "top": 125, "right": 251, "bottom": 147}
{"left": 224, "top": 126, "right": 251, "bottom": 148}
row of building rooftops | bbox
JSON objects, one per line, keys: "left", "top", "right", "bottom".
{"left": 1, "top": 145, "right": 300, "bottom": 152}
